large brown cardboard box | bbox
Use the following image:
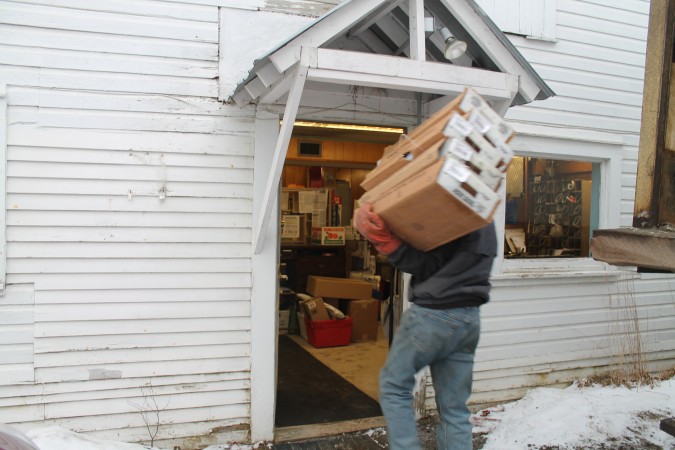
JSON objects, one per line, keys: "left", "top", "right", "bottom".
{"left": 362, "top": 87, "right": 514, "bottom": 192}
{"left": 370, "top": 158, "right": 500, "bottom": 251}
{"left": 359, "top": 138, "right": 445, "bottom": 206}
{"left": 345, "top": 299, "right": 379, "bottom": 343}
{"left": 306, "top": 276, "right": 373, "bottom": 300}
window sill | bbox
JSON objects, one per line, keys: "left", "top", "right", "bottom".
{"left": 492, "top": 258, "right": 637, "bottom": 284}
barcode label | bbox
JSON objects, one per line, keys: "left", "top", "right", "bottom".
{"left": 444, "top": 114, "right": 473, "bottom": 137}
{"left": 447, "top": 139, "right": 473, "bottom": 161}
{"left": 443, "top": 159, "right": 471, "bottom": 182}
{"left": 469, "top": 110, "right": 492, "bottom": 134}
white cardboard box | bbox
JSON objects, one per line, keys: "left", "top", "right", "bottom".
{"left": 442, "top": 138, "right": 503, "bottom": 191}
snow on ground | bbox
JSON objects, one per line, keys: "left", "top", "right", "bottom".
{"left": 9, "top": 376, "right": 675, "bottom": 450}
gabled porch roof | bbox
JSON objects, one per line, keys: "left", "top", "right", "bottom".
{"left": 237, "top": 0, "right": 555, "bottom": 253}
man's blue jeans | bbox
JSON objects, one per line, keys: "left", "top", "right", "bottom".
{"left": 379, "top": 303, "right": 480, "bottom": 450}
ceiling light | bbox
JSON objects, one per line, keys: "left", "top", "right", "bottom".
{"left": 439, "top": 27, "right": 467, "bottom": 61}
{"left": 292, "top": 121, "right": 405, "bottom": 134}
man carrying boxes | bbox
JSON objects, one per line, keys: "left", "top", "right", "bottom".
{"left": 353, "top": 87, "right": 503, "bottom": 450}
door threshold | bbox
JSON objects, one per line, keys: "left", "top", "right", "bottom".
{"left": 274, "top": 416, "right": 386, "bottom": 443}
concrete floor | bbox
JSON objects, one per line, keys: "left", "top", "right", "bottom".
{"left": 287, "top": 328, "right": 389, "bottom": 401}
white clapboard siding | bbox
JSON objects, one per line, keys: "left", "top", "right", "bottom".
{"left": 0, "top": 45, "right": 218, "bottom": 79}
{"left": 36, "top": 316, "right": 251, "bottom": 337}
{"left": 502, "top": 0, "right": 649, "bottom": 230}
{"left": 0, "top": 3, "right": 218, "bottom": 41}
{"left": 34, "top": 330, "right": 251, "bottom": 353}
{"left": 8, "top": 0, "right": 220, "bottom": 22}
{"left": 0, "top": 0, "right": 257, "bottom": 443}
{"left": 9, "top": 242, "right": 252, "bottom": 259}
{"left": 0, "top": 25, "right": 218, "bottom": 61}
{"left": 0, "top": 371, "right": 250, "bottom": 399}
{"left": 7, "top": 179, "right": 252, "bottom": 199}
{"left": 0, "top": 285, "right": 35, "bottom": 384}
{"left": 423, "top": 273, "right": 675, "bottom": 411}
{"left": 263, "top": 0, "right": 341, "bottom": 16}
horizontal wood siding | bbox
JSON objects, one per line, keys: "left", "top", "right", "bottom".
{"left": 424, "top": 273, "right": 675, "bottom": 412}
{"left": 263, "top": 0, "right": 341, "bottom": 16}
{"left": 0, "top": 1, "right": 255, "bottom": 446}
{"left": 504, "top": 0, "right": 650, "bottom": 227}
{"left": 474, "top": 274, "right": 675, "bottom": 403}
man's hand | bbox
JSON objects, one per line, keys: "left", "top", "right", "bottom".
{"left": 353, "top": 203, "right": 401, "bottom": 255}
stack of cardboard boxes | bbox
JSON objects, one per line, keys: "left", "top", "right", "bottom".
{"left": 359, "top": 87, "right": 514, "bottom": 251}
{"left": 297, "top": 276, "right": 379, "bottom": 348}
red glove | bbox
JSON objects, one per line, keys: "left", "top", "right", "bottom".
{"left": 353, "top": 203, "right": 401, "bottom": 256}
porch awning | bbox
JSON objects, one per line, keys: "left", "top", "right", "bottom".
{"left": 231, "top": 0, "right": 555, "bottom": 253}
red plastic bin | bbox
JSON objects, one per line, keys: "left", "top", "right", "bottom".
{"left": 305, "top": 317, "right": 352, "bottom": 348}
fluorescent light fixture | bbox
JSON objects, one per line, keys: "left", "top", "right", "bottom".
{"left": 292, "top": 121, "right": 405, "bottom": 134}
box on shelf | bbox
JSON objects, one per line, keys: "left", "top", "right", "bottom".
{"left": 311, "top": 226, "right": 345, "bottom": 245}
{"left": 306, "top": 316, "right": 353, "bottom": 348}
{"left": 306, "top": 276, "right": 373, "bottom": 300}
{"left": 345, "top": 299, "right": 379, "bottom": 343}
{"left": 297, "top": 310, "right": 308, "bottom": 340}
{"left": 278, "top": 309, "right": 290, "bottom": 334}
{"left": 370, "top": 158, "right": 499, "bottom": 251}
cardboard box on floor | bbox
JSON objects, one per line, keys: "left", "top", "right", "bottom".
{"left": 301, "top": 296, "right": 330, "bottom": 321}
{"left": 306, "top": 276, "right": 373, "bottom": 300}
{"left": 344, "top": 299, "right": 379, "bottom": 343}
{"left": 369, "top": 157, "right": 499, "bottom": 251}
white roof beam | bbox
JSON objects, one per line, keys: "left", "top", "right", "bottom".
{"left": 269, "top": 0, "right": 392, "bottom": 73}
{"left": 409, "top": 0, "right": 425, "bottom": 61}
{"left": 348, "top": 0, "right": 406, "bottom": 37}
{"left": 376, "top": 12, "right": 411, "bottom": 51}
{"left": 232, "top": 87, "right": 253, "bottom": 107}
{"left": 357, "top": 28, "right": 396, "bottom": 54}
{"left": 439, "top": 0, "right": 541, "bottom": 102}
{"left": 309, "top": 48, "right": 517, "bottom": 97}
{"left": 256, "top": 62, "right": 282, "bottom": 87}
{"left": 253, "top": 64, "right": 308, "bottom": 254}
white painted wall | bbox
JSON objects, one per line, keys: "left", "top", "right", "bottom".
{"left": 1, "top": 0, "right": 673, "bottom": 445}
{"left": 0, "top": 1, "right": 265, "bottom": 447}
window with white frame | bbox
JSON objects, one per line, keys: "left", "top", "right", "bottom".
{"left": 503, "top": 156, "right": 596, "bottom": 259}
{"left": 497, "top": 132, "right": 624, "bottom": 274}
{"left": 475, "top": 0, "right": 557, "bottom": 41}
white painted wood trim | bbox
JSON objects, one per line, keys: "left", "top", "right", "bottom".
{"left": 440, "top": 0, "right": 542, "bottom": 102}
{"left": 164, "top": 0, "right": 263, "bottom": 7}
{"left": 0, "top": 84, "right": 6, "bottom": 292}
{"left": 348, "top": 0, "right": 405, "bottom": 36}
{"left": 494, "top": 132, "right": 623, "bottom": 275}
{"left": 250, "top": 111, "right": 280, "bottom": 442}
{"left": 306, "top": 48, "right": 518, "bottom": 100}
{"left": 253, "top": 65, "right": 307, "bottom": 254}
{"left": 268, "top": 0, "right": 389, "bottom": 73}
{"left": 409, "top": 0, "right": 425, "bottom": 61}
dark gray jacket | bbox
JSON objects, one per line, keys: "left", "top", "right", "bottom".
{"left": 387, "top": 222, "right": 497, "bottom": 309}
